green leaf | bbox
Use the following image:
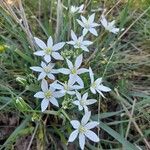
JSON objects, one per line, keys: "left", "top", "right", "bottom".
{"left": 99, "top": 121, "right": 138, "bottom": 150}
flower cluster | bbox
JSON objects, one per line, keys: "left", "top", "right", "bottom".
{"left": 30, "top": 10, "right": 123, "bottom": 150}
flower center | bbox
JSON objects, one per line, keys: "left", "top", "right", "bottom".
{"left": 44, "top": 48, "right": 52, "bottom": 55}
{"left": 78, "top": 125, "right": 86, "bottom": 133}
{"left": 76, "top": 40, "right": 81, "bottom": 47}
{"left": 91, "top": 82, "right": 96, "bottom": 88}
{"left": 84, "top": 22, "right": 90, "bottom": 29}
{"left": 64, "top": 82, "right": 69, "bottom": 90}
{"left": 80, "top": 99, "right": 86, "bottom": 106}
{"left": 44, "top": 90, "right": 52, "bottom": 99}
{"left": 44, "top": 66, "right": 51, "bottom": 73}
{"left": 71, "top": 68, "right": 77, "bottom": 74}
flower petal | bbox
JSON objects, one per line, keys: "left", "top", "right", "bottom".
{"left": 52, "top": 42, "right": 65, "bottom": 51}
{"left": 89, "top": 28, "right": 98, "bottom": 36}
{"left": 34, "top": 37, "right": 46, "bottom": 49}
{"left": 44, "top": 55, "right": 51, "bottom": 63}
{"left": 47, "top": 36, "right": 53, "bottom": 48}
{"left": 34, "top": 91, "right": 45, "bottom": 98}
{"left": 76, "top": 91, "right": 81, "bottom": 100}
{"left": 80, "top": 46, "right": 89, "bottom": 52}
{"left": 82, "top": 40, "right": 93, "bottom": 46}
{"left": 90, "top": 87, "right": 96, "bottom": 94}
{"left": 41, "top": 61, "right": 46, "bottom": 68}
{"left": 68, "top": 130, "right": 79, "bottom": 142}
{"left": 30, "top": 66, "right": 42, "bottom": 72}
{"left": 58, "top": 68, "right": 70, "bottom": 74}
{"left": 47, "top": 73, "right": 55, "bottom": 80}
{"left": 76, "top": 19, "right": 84, "bottom": 27}
{"left": 77, "top": 68, "right": 89, "bottom": 74}
{"left": 73, "top": 100, "right": 80, "bottom": 106}
{"left": 98, "top": 85, "right": 111, "bottom": 92}
{"left": 85, "top": 130, "right": 99, "bottom": 142}
{"left": 75, "top": 54, "right": 83, "bottom": 69}
{"left": 67, "top": 41, "right": 75, "bottom": 45}
{"left": 88, "top": 13, "right": 95, "bottom": 23}
{"left": 66, "top": 59, "right": 73, "bottom": 70}
{"left": 49, "top": 97, "right": 59, "bottom": 107}
{"left": 89, "top": 67, "right": 94, "bottom": 83}
{"left": 38, "top": 72, "right": 46, "bottom": 80}
{"left": 53, "top": 91, "right": 64, "bottom": 98}
{"left": 71, "top": 30, "right": 77, "bottom": 41}
{"left": 85, "top": 121, "right": 99, "bottom": 129}
{"left": 41, "top": 99, "right": 49, "bottom": 112}
{"left": 76, "top": 75, "right": 84, "bottom": 88}
{"left": 86, "top": 99, "right": 97, "bottom": 105}
{"left": 79, "top": 133, "right": 85, "bottom": 150}
{"left": 81, "top": 111, "right": 91, "bottom": 125}
{"left": 70, "top": 120, "right": 80, "bottom": 129}
{"left": 41, "top": 79, "right": 48, "bottom": 92}
{"left": 82, "top": 28, "right": 88, "bottom": 36}
{"left": 52, "top": 52, "right": 64, "bottom": 60}
{"left": 82, "top": 92, "right": 88, "bottom": 100}
{"left": 34, "top": 50, "right": 45, "bottom": 56}
{"left": 81, "top": 15, "right": 87, "bottom": 23}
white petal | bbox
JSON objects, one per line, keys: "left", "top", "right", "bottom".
{"left": 91, "top": 23, "right": 100, "bottom": 27}
{"left": 71, "top": 30, "right": 77, "bottom": 41}
{"left": 90, "top": 87, "right": 96, "bottom": 94}
{"left": 81, "top": 111, "right": 91, "bottom": 125}
{"left": 100, "top": 15, "right": 108, "bottom": 28}
{"left": 52, "top": 42, "right": 65, "bottom": 51}
{"left": 76, "top": 19, "right": 84, "bottom": 27}
{"left": 85, "top": 121, "right": 99, "bottom": 129}
{"left": 76, "top": 75, "right": 84, "bottom": 88}
{"left": 82, "top": 28, "right": 88, "bottom": 36}
{"left": 51, "top": 69, "right": 59, "bottom": 74}
{"left": 41, "top": 61, "right": 46, "bottom": 68}
{"left": 66, "top": 59, "right": 73, "bottom": 69}
{"left": 73, "top": 100, "right": 80, "bottom": 106}
{"left": 53, "top": 91, "right": 64, "bottom": 98}
{"left": 70, "top": 120, "right": 80, "bottom": 129}
{"left": 89, "top": 67, "right": 94, "bottom": 83}
{"left": 80, "top": 46, "right": 89, "bottom": 52}
{"left": 81, "top": 15, "right": 87, "bottom": 23}
{"left": 76, "top": 91, "right": 81, "bottom": 100}
{"left": 52, "top": 52, "right": 64, "bottom": 60}
{"left": 88, "top": 13, "right": 95, "bottom": 23}
{"left": 34, "top": 51, "right": 45, "bottom": 56}
{"left": 49, "top": 97, "right": 59, "bottom": 107}
{"left": 69, "top": 74, "right": 77, "bottom": 85}
{"left": 82, "top": 92, "right": 88, "bottom": 100}
{"left": 97, "top": 90, "right": 105, "bottom": 98}
{"left": 52, "top": 83, "right": 63, "bottom": 90}
{"left": 75, "top": 54, "right": 82, "bottom": 69}
{"left": 44, "top": 55, "right": 51, "bottom": 63}
{"left": 34, "top": 91, "right": 45, "bottom": 98}
{"left": 38, "top": 72, "right": 46, "bottom": 80}
{"left": 41, "top": 79, "right": 48, "bottom": 92}
{"left": 68, "top": 130, "right": 78, "bottom": 142}
{"left": 85, "top": 130, "right": 99, "bottom": 142}
{"left": 30, "top": 66, "right": 42, "bottom": 72}
{"left": 67, "top": 41, "right": 75, "bottom": 45}
{"left": 41, "top": 99, "right": 49, "bottom": 112}
{"left": 98, "top": 85, "right": 111, "bottom": 92}
{"left": 47, "top": 36, "right": 53, "bottom": 48}
{"left": 83, "top": 41, "right": 93, "bottom": 46}
{"left": 79, "top": 133, "right": 85, "bottom": 150}
{"left": 95, "top": 78, "right": 102, "bottom": 85}
{"left": 34, "top": 37, "right": 46, "bottom": 49}
{"left": 77, "top": 68, "right": 89, "bottom": 74}
{"left": 89, "top": 28, "right": 98, "bottom": 36}
{"left": 86, "top": 99, "right": 97, "bottom": 105}
{"left": 111, "top": 28, "right": 120, "bottom": 34}
{"left": 47, "top": 74, "right": 55, "bottom": 80}
{"left": 58, "top": 68, "right": 70, "bottom": 74}
{"left": 67, "top": 91, "right": 76, "bottom": 95}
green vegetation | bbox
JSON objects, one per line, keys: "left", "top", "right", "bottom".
{"left": 0, "top": 0, "right": 150, "bottom": 149}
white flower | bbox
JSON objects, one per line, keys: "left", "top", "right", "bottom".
{"left": 30, "top": 61, "right": 58, "bottom": 80}
{"left": 52, "top": 80, "right": 83, "bottom": 95}
{"left": 34, "top": 36, "right": 65, "bottom": 63}
{"left": 89, "top": 67, "right": 111, "bottom": 97}
{"left": 100, "top": 14, "right": 124, "bottom": 34}
{"left": 68, "top": 111, "right": 99, "bottom": 150}
{"left": 58, "top": 54, "right": 88, "bottom": 87}
{"left": 34, "top": 79, "right": 64, "bottom": 112}
{"left": 67, "top": 30, "right": 93, "bottom": 52}
{"left": 70, "top": 4, "right": 84, "bottom": 14}
{"left": 73, "top": 91, "right": 97, "bottom": 112}
{"left": 77, "top": 13, "right": 99, "bottom": 36}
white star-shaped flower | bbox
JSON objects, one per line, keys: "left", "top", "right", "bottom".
{"left": 68, "top": 111, "right": 99, "bottom": 150}
{"left": 73, "top": 91, "right": 97, "bottom": 112}
{"left": 67, "top": 30, "right": 93, "bottom": 52}
{"left": 30, "top": 61, "right": 58, "bottom": 80}
{"left": 77, "top": 13, "right": 99, "bottom": 36}
{"left": 34, "top": 79, "right": 64, "bottom": 112}
{"left": 100, "top": 14, "right": 124, "bottom": 34}
{"left": 70, "top": 4, "right": 84, "bottom": 14}
{"left": 52, "top": 80, "right": 83, "bottom": 95}
{"left": 34, "top": 36, "right": 65, "bottom": 63}
{"left": 89, "top": 67, "right": 111, "bottom": 97}
{"left": 58, "top": 54, "right": 89, "bottom": 87}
